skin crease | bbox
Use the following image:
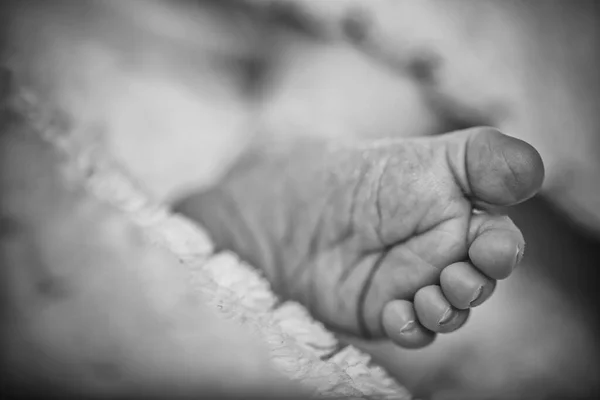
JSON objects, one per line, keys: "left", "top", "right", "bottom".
{"left": 1, "top": 1, "right": 599, "bottom": 399}
{"left": 247, "top": 2, "right": 600, "bottom": 398}
{"left": 175, "top": 128, "right": 544, "bottom": 344}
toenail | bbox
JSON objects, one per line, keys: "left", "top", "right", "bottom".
{"left": 470, "top": 285, "right": 483, "bottom": 307}
{"left": 399, "top": 320, "right": 417, "bottom": 334}
{"left": 438, "top": 307, "right": 455, "bottom": 326}
{"left": 514, "top": 244, "right": 524, "bottom": 267}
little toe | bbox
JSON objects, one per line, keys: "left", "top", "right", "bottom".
{"left": 443, "top": 127, "right": 545, "bottom": 208}
{"left": 468, "top": 214, "right": 525, "bottom": 280}
{"left": 382, "top": 300, "right": 436, "bottom": 349}
{"left": 440, "top": 262, "right": 496, "bottom": 309}
{"left": 413, "top": 285, "right": 470, "bottom": 334}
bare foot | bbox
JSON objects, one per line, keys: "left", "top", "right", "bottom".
{"left": 175, "top": 127, "right": 544, "bottom": 349}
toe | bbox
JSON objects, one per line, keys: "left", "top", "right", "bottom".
{"left": 443, "top": 127, "right": 545, "bottom": 207}
{"left": 468, "top": 214, "right": 525, "bottom": 280}
{"left": 382, "top": 300, "right": 436, "bottom": 349}
{"left": 414, "top": 285, "right": 470, "bottom": 333}
{"left": 440, "top": 262, "right": 496, "bottom": 309}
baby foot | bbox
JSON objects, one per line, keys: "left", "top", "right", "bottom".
{"left": 175, "top": 127, "right": 544, "bottom": 348}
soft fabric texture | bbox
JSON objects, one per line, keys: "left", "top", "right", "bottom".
{"left": 2, "top": 87, "right": 411, "bottom": 399}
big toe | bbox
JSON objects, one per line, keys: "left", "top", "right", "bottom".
{"left": 444, "top": 127, "right": 545, "bottom": 207}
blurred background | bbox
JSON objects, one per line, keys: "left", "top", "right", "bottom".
{"left": 3, "top": 0, "right": 599, "bottom": 399}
